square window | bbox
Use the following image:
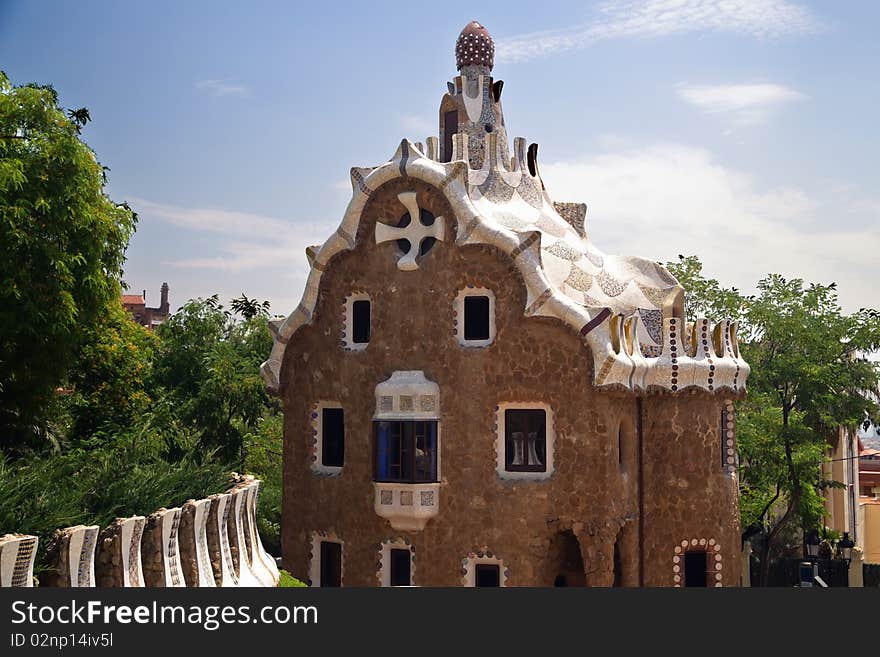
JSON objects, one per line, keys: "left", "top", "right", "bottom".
{"left": 684, "top": 551, "right": 707, "bottom": 587}
{"left": 464, "top": 296, "right": 490, "bottom": 341}
{"left": 352, "top": 299, "right": 371, "bottom": 344}
{"left": 504, "top": 409, "right": 546, "bottom": 472}
{"left": 475, "top": 564, "right": 500, "bottom": 587}
{"left": 389, "top": 548, "right": 411, "bottom": 587}
{"left": 373, "top": 420, "right": 438, "bottom": 483}
{"left": 320, "top": 541, "right": 342, "bottom": 587}
{"left": 322, "top": 408, "right": 345, "bottom": 468}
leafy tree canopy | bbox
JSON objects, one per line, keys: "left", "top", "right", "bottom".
{"left": 0, "top": 72, "right": 137, "bottom": 451}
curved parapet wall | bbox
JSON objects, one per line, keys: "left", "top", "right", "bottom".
{"left": 206, "top": 493, "right": 238, "bottom": 587}
{"left": 95, "top": 516, "right": 145, "bottom": 587}
{"left": 0, "top": 534, "right": 38, "bottom": 587}
{"left": 246, "top": 481, "right": 280, "bottom": 586}
{"left": 226, "top": 486, "right": 262, "bottom": 586}
{"left": 179, "top": 499, "right": 216, "bottom": 587}
{"left": 142, "top": 508, "right": 185, "bottom": 587}
{"left": 44, "top": 525, "right": 99, "bottom": 587}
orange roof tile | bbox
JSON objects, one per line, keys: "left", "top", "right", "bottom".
{"left": 122, "top": 295, "right": 145, "bottom": 305}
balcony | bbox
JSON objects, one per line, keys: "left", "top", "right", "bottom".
{"left": 373, "top": 482, "right": 440, "bottom": 531}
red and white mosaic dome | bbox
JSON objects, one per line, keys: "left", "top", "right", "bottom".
{"left": 455, "top": 20, "right": 494, "bottom": 70}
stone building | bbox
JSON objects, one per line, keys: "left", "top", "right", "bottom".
{"left": 262, "top": 21, "right": 749, "bottom": 587}
{"left": 122, "top": 282, "right": 170, "bottom": 329}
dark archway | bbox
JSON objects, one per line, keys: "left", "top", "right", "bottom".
{"left": 549, "top": 530, "right": 586, "bottom": 587}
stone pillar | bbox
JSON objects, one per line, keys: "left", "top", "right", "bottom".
{"left": 740, "top": 541, "right": 752, "bottom": 588}
{"left": 44, "top": 525, "right": 99, "bottom": 587}
{"left": 0, "top": 534, "right": 38, "bottom": 587}
{"left": 179, "top": 499, "right": 216, "bottom": 587}
{"left": 141, "top": 508, "right": 185, "bottom": 587}
{"left": 245, "top": 482, "right": 279, "bottom": 586}
{"left": 227, "top": 487, "right": 262, "bottom": 586}
{"left": 849, "top": 547, "right": 864, "bottom": 588}
{"left": 95, "top": 516, "right": 146, "bottom": 587}
{"left": 206, "top": 493, "right": 237, "bottom": 587}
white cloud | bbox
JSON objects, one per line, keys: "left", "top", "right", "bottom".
{"left": 496, "top": 0, "right": 819, "bottom": 63}
{"left": 676, "top": 82, "right": 805, "bottom": 125}
{"left": 398, "top": 113, "right": 435, "bottom": 139}
{"left": 195, "top": 79, "right": 249, "bottom": 97}
{"left": 540, "top": 143, "right": 880, "bottom": 313}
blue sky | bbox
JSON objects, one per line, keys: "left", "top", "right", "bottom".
{"left": 1, "top": 0, "right": 878, "bottom": 315}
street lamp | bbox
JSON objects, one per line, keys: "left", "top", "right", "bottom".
{"left": 838, "top": 532, "right": 855, "bottom": 566}
{"left": 804, "top": 528, "right": 821, "bottom": 562}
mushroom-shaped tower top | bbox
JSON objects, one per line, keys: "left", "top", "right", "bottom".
{"left": 455, "top": 21, "right": 494, "bottom": 71}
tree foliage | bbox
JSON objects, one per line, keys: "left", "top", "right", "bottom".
{"left": 0, "top": 72, "right": 137, "bottom": 451}
{"left": 668, "top": 256, "right": 880, "bottom": 584}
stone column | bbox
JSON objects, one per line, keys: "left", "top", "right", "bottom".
{"left": 206, "top": 493, "right": 237, "bottom": 587}
{"left": 849, "top": 547, "right": 864, "bottom": 588}
{"left": 179, "top": 499, "right": 215, "bottom": 587}
{"left": 44, "top": 525, "right": 99, "bottom": 587}
{"left": 141, "top": 508, "right": 186, "bottom": 587}
{"left": 0, "top": 534, "right": 38, "bottom": 587}
{"left": 740, "top": 541, "right": 752, "bottom": 587}
{"left": 95, "top": 516, "right": 146, "bottom": 587}
{"left": 247, "top": 481, "right": 280, "bottom": 586}
{"left": 227, "top": 487, "right": 262, "bottom": 586}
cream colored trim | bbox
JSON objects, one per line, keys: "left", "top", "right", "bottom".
{"left": 462, "top": 549, "right": 508, "bottom": 587}
{"left": 494, "top": 402, "right": 555, "bottom": 481}
{"left": 308, "top": 531, "right": 344, "bottom": 588}
{"left": 377, "top": 538, "right": 416, "bottom": 587}
{"left": 454, "top": 287, "right": 496, "bottom": 348}
{"left": 673, "top": 537, "right": 723, "bottom": 588}
{"left": 310, "top": 401, "right": 344, "bottom": 476}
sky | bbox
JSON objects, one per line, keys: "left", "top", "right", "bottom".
{"left": 1, "top": 0, "right": 878, "bottom": 316}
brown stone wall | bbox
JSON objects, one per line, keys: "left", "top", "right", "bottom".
{"left": 178, "top": 501, "right": 199, "bottom": 587}
{"left": 641, "top": 395, "right": 740, "bottom": 587}
{"left": 280, "top": 178, "right": 739, "bottom": 586}
{"left": 95, "top": 521, "right": 125, "bottom": 588}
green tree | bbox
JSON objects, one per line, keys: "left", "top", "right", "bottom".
{"left": 66, "top": 302, "right": 157, "bottom": 444}
{"left": 0, "top": 72, "right": 137, "bottom": 452}
{"left": 151, "top": 296, "right": 275, "bottom": 465}
{"left": 668, "top": 256, "right": 880, "bottom": 585}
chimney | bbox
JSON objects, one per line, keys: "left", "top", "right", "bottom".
{"left": 160, "top": 282, "right": 169, "bottom": 313}
{"left": 142, "top": 289, "right": 146, "bottom": 302}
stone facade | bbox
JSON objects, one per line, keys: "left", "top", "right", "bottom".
{"left": 268, "top": 22, "right": 746, "bottom": 587}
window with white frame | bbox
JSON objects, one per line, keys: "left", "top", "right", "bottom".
{"left": 454, "top": 288, "right": 495, "bottom": 347}
{"left": 377, "top": 539, "right": 415, "bottom": 587}
{"left": 310, "top": 402, "right": 345, "bottom": 475}
{"left": 462, "top": 550, "right": 508, "bottom": 587}
{"left": 342, "top": 292, "right": 371, "bottom": 351}
{"left": 494, "top": 402, "right": 555, "bottom": 480}
{"left": 309, "top": 532, "right": 343, "bottom": 587}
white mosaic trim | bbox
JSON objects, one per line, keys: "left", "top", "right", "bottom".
{"left": 453, "top": 287, "right": 496, "bottom": 347}
{"left": 376, "top": 538, "right": 416, "bottom": 587}
{"left": 461, "top": 548, "right": 509, "bottom": 587}
{"left": 341, "top": 292, "right": 370, "bottom": 352}
{"left": 722, "top": 400, "right": 736, "bottom": 475}
{"left": 494, "top": 402, "right": 555, "bottom": 481}
{"left": 308, "top": 531, "right": 343, "bottom": 587}
{"left": 673, "top": 537, "right": 723, "bottom": 588}
{"left": 261, "top": 139, "right": 750, "bottom": 396}
{"left": 309, "top": 401, "right": 344, "bottom": 476}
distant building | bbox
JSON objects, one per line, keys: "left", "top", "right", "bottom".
{"left": 824, "top": 415, "right": 880, "bottom": 564}
{"left": 122, "top": 282, "right": 170, "bottom": 329}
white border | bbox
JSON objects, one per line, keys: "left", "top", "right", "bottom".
{"left": 494, "top": 402, "right": 555, "bottom": 481}
{"left": 308, "top": 531, "right": 344, "bottom": 587}
{"left": 454, "top": 287, "right": 496, "bottom": 348}
{"left": 462, "top": 549, "right": 508, "bottom": 587}
{"left": 310, "top": 401, "right": 344, "bottom": 476}
{"left": 377, "top": 538, "right": 416, "bottom": 587}
{"left": 342, "top": 292, "right": 371, "bottom": 352}
{"left": 673, "top": 537, "right": 723, "bottom": 588}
